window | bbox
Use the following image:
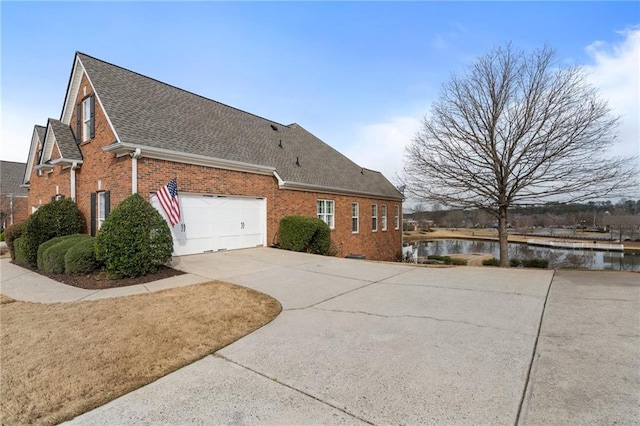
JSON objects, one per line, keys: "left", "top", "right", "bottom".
{"left": 317, "top": 199, "right": 334, "bottom": 229}
{"left": 77, "top": 94, "right": 95, "bottom": 142}
{"left": 97, "top": 192, "right": 107, "bottom": 230}
{"left": 372, "top": 204, "right": 378, "bottom": 231}
{"left": 90, "top": 191, "right": 110, "bottom": 236}
{"left": 394, "top": 205, "right": 400, "bottom": 230}
{"left": 351, "top": 202, "right": 359, "bottom": 233}
{"left": 381, "top": 205, "right": 387, "bottom": 231}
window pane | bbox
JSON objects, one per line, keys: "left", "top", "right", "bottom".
{"left": 327, "top": 200, "right": 334, "bottom": 214}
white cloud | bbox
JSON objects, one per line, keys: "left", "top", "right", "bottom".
{"left": 584, "top": 27, "right": 640, "bottom": 163}
{"left": 343, "top": 114, "right": 422, "bottom": 186}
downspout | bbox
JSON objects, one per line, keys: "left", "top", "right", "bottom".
{"left": 70, "top": 162, "right": 78, "bottom": 201}
{"left": 131, "top": 148, "right": 142, "bottom": 194}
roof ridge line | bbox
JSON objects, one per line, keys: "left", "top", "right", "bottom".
{"left": 75, "top": 51, "right": 290, "bottom": 128}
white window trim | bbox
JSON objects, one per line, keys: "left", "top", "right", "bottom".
{"left": 351, "top": 202, "right": 359, "bottom": 234}
{"left": 317, "top": 199, "right": 335, "bottom": 229}
{"left": 97, "top": 191, "right": 107, "bottom": 230}
{"left": 394, "top": 205, "right": 400, "bottom": 230}
{"left": 372, "top": 204, "right": 378, "bottom": 232}
{"left": 82, "top": 97, "right": 91, "bottom": 142}
{"left": 381, "top": 204, "right": 387, "bottom": 231}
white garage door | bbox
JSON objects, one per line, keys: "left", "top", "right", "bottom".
{"left": 152, "top": 194, "right": 266, "bottom": 256}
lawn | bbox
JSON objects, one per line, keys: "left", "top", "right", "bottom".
{"left": 0, "top": 281, "right": 281, "bottom": 425}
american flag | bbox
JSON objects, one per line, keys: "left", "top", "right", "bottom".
{"left": 156, "top": 178, "right": 181, "bottom": 227}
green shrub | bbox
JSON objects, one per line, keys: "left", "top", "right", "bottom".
{"left": 522, "top": 258, "right": 549, "bottom": 269}
{"left": 41, "top": 235, "right": 90, "bottom": 274}
{"left": 4, "top": 223, "right": 23, "bottom": 261}
{"left": 0, "top": 232, "right": 4, "bottom": 242}
{"left": 13, "top": 237, "right": 29, "bottom": 266}
{"left": 510, "top": 258, "right": 522, "bottom": 267}
{"left": 21, "top": 199, "right": 83, "bottom": 267}
{"left": 482, "top": 257, "right": 500, "bottom": 266}
{"left": 450, "top": 257, "right": 467, "bottom": 266}
{"left": 278, "top": 216, "right": 331, "bottom": 255}
{"left": 443, "top": 255, "right": 452, "bottom": 264}
{"left": 37, "top": 235, "right": 81, "bottom": 270}
{"left": 65, "top": 237, "right": 101, "bottom": 275}
{"left": 427, "top": 255, "right": 444, "bottom": 261}
{"left": 95, "top": 193, "right": 173, "bottom": 278}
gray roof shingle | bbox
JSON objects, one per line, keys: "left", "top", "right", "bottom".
{"left": 0, "top": 161, "right": 28, "bottom": 197}
{"left": 48, "top": 119, "right": 82, "bottom": 161}
{"left": 78, "top": 53, "right": 402, "bottom": 200}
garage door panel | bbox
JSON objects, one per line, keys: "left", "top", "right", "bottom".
{"left": 153, "top": 194, "right": 265, "bottom": 256}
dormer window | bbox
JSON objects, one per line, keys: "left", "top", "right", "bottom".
{"left": 77, "top": 94, "right": 95, "bottom": 142}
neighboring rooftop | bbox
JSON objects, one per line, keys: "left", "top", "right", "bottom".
{"left": 0, "top": 161, "right": 28, "bottom": 196}
{"left": 77, "top": 52, "right": 402, "bottom": 200}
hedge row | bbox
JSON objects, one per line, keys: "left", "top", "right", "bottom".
{"left": 41, "top": 235, "right": 92, "bottom": 274}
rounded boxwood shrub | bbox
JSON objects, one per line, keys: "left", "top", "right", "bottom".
{"left": 65, "top": 237, "right": 101, "bottom": 275}
{"left": 278, "top": 215, "right": 331, "bottom": 255}
{"left": 21, "top": 199, "right": 83, "bottom": 267}
{"left": 41, "top": 234, "right": 90, "bottom": 274}
{"left": 4, "top": 223, "right": 23, "bottom": 261}
{"left": 95, "top": 193, "right": 173, "bottom": 278}
{"left": 13, "top": 237, "right": 29, "bottom": 266}
{"left": 37, "top": 234, "right": 82, "bottom": 270}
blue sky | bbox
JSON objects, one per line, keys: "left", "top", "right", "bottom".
{"left": 2, "top": 1, "right": 639, "bottom": 184}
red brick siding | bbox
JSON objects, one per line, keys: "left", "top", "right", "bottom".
{"left": 137, "top": 158, "right": 402, "bottom": 260}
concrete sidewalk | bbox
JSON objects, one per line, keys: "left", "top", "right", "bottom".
{"left": 0, "top": 258, "right": 209, "bottom": 302}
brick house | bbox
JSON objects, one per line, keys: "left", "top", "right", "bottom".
{"left": 0, "top": 160, "right": 30, "bottom": 228}
{"left": 23, "top": 52, "right": 403, "bottom": 260}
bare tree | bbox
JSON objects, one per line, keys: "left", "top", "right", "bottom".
{"left": 404, "top": 44, "right": 638, "bottom": 266}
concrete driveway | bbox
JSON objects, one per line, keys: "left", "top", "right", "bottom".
{"left": 64, "top": 248, "right": 639, "bottom": 425}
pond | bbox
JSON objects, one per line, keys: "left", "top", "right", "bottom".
{"left": 412, "top": 239, "right": 640, "bottom": 271}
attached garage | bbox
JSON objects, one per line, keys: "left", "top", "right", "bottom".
{"left": 152, "top": 193, "right": 266, "bottom": 256}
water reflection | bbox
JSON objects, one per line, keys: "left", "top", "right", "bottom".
{"left": 415, "top": 239, "right": 639, "bottom": 271}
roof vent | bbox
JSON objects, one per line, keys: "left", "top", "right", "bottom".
{"left": 270, "top": 124, "right": 278, "bottom": 131}
{"left": 296, "top": 157, "right": 301, "bottom": 167}
{"left": 278, "top": 139, "right": 283, "bottom": 148}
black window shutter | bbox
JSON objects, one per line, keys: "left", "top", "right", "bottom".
{"left": 76, "top": 103, "right": 82, "bottom": 143}
{"left": 90, "top": 193, "right": 96, "bottom": 237}
{"left": 89, "top": 94, "right": 95, "bottom": 139}
{"left": 104, "top": 191, "right": 110, "bottom": 218}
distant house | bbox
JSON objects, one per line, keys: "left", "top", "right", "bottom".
{"left": 0, "top": 160, "right": 29, "bottom": 228}
{"left": 22, "top": 52, "right": 403, "bottom": 260}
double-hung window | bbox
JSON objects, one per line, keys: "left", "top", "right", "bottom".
{"left": 97, "top": 192, "right": 107, "bottom": 230}
{"left": 317, "top": 199, "right": 335, "bottom": 229}
{"left": 372, "top": 204, "right": 378, "bottom": 232}
{"left": 394, "top": 205, "right": 400, "bottom": 230}
{"left": 77, "top": 94, "right": 95, "bottom": 142}
{"left": 381, "top": 205, "right": 387, "bottom": 231}
{"left": 351, "top": 202, "right": 359, "bottom": 233}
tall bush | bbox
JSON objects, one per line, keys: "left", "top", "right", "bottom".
{"left": 21, "top": 199, "right": 83, "bottom": 267}
{"left": 95, "top": 193, "right": 173, "bottom": 278}
{"left": 37, "top": 235, "right": 80, "bottom": 270}
{"left": 278, "top": 216, "right": 331, "bottom": 255}
{"left": 13, "top": 237, "right": 29, "bottom": 266}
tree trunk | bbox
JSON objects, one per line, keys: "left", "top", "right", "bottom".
{"left": 498, "top": 206, "right": 509, "bottom": 267}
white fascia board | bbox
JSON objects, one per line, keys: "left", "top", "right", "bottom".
{"left": 41, "top": 123, "right": 56, "bottom": 164}
{"left": 60, "top": 56, "right": 122, "bottom": 145}
{"left": 102, "top": 143, "right": 276, "bottom": 176}
{"left": 23, "top": 127, "right": 41, "bottom": 185}
{"left": 276, "top": 180, "right": 404, "bottom": 201}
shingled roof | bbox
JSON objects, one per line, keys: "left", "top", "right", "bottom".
{"left": 76, "top": 53, "right": 402, "bottom": 200}
{"left": 0, "top": 161, "right": 28, "bottom": 197}
{"left": 48, "top": 119, "right": 82, "bottom": 161}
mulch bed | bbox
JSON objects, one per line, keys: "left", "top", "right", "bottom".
{"left": 12, "top": 262, "right": 184, "bottom": 290}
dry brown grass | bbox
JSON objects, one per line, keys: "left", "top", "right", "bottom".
{"left": 0, "top": 281, "right": 281, "bottom": 425}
